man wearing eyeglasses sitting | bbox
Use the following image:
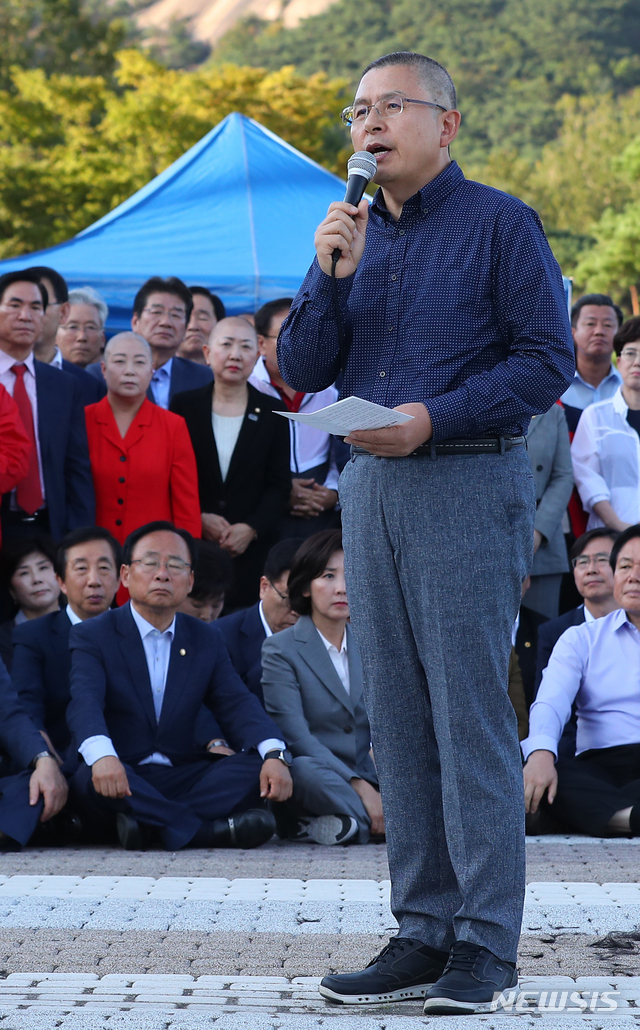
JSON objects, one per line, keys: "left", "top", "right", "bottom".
{"left": 67, "top": 521, "right": 293, "bottom": 851}
{"left": 523, "top": 525, "right": 640, "bottom": 837}
{"left": 535, "top": 528, "right": 620, "bottom": 701}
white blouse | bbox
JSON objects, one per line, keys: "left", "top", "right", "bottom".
{"left": 211, "top": 413, "right": 244, "bottom": 482}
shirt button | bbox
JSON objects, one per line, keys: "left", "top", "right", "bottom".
{"left": 119, "top": 477, "right": 125, "bottom": 484}
{"left": 343, "top": 726, "right": 353, "bottom": 734}
{"left": 115, "top": 519, "right": 122, "bottom": 526}
{"left": 391, "top": 274, "right": 397, "bottom": 281}
{"left": 398, "top": 229, "right": 405, "bottom": 236}
{"left": 117, "top": 498, "right": 124, "bottom": 505}
{"left": 388, "top": 326, "right": 394, "bottom": 332}
{"left": 536, "top": 465, "right": 543, "bottom": 471}
{"left": 119, "top": 455, "right": 126, "bottom": 462}
{"left": 379, "top": 371, "right": 386, "bottom": 377}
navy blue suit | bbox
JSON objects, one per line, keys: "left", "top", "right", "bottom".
{"left": 216, "top": 604, "right": 266, "bottom": 702}
{"left": 0, "top": 657, "right": 49, "bottom": 845}
{"left": 86, "top": 355, "right": 211, "bottom": 405}
{"left": 12, "top": 609, "right": 75, "bottom": 755}
{"left": 61, "top": 359, "right": 106, "bottom": 406}
{"left": 67, "top": 604, "right": 283, "bottom": 849}
{"left": 34, "top": 362, "right": 95, "bottom": 540}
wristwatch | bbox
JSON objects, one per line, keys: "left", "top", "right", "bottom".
{"left": 264, "top": 748, "right": 293, "bottom": 767}
{"left": 31, "top": 750, "right": 53, "bottom": 768}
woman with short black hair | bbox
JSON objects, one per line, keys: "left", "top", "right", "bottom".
{"left": 261, "top": 529, "right": 383, "bottom": 846}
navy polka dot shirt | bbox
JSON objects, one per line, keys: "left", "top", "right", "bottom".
{"left": 278, "top": 161, "right": 575, "bottom": 443}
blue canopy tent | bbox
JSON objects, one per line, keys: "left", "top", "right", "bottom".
{"left": 0, "top": 113, "right": 346, "bottom": 332}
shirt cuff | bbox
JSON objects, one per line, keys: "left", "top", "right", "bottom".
{"left": 257, "top": 738, "right": 286, "bottom": 760}
{"left": 423, "top": 391, "right": 472, "bottom": 442}
{"left": 521, "top": 734, "right": 559, "bottom": 762}
{"left": 79, "top": 735, "right": 119, "bottom": 766}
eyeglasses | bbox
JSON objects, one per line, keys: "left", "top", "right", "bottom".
{"left": 269, "top": 580, "right": 290, "bottom": 604}
{"left": 341, "top": 93, "right": 447, "bottom": 126}
{"left": 619, "top": 347, "right": 640, "bottom": 363}
{"left": 572, "top": 553, "right": 611, "bottom": 569}
{"left": 129, "top": 557, "right": 192, "bottom": 575}
{"left": 142, "top": 305, "right": 186, "bottom": 323}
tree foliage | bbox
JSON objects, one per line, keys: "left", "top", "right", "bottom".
{"left": 212, "top": 0, "right": 640, "bottom": 164}
{"left": 0, "top": 51, "right": 349, "bottom": 257}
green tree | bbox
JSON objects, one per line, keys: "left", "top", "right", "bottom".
{"left": 0, "top": 51, "right": 349, "bottom": 257}
{"left": 0, "top": 0, "right": 133, "bottom": 89}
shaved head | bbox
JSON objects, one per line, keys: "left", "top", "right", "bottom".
{"left": 209, "top": 316, "right": 257, "bottom": 346}
{"left": 103, "top": 331, "right": 151, "bottom": 361}
{"left": 361, "top": 52, "right": 457, "bottom": 111}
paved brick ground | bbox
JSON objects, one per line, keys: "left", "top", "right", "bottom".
{"left": 2, "top": 838, "right": 640, "bottom": 882}
{"left": 0, "top": 928, "right": 639, "bottom": 977}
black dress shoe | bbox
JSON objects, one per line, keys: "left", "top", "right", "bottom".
{"left": 319, "top": 937, "right": 449, "bottom": 1004}
{"left": 192, "top": 808, "right": 276, "bottom": 849}
{"left": 423, "top": 941, "right": 518, "bottom": 1014}
{"left": 33, "top": 810, "right": 83, "bottom": 847}
{"left": 116, "top": 813, "right": 147, "bottom": 851}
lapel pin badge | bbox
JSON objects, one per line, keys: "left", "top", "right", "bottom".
{"left": 179, "top": 648, "right": 186, "bottom": 656}
{"left": 248, "top": 409, "right": 259, "bottom": 421}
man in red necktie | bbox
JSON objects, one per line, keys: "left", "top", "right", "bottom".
{"left": 0, "top": 270, "right": 95, "bottom": 541}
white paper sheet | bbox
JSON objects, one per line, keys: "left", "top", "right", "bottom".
{"left": 275, "top": 397, "right": 414, "bottom": 437}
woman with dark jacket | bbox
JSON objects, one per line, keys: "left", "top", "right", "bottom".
{"left": 171, "top": 317, "right": 291, "bottom": 608}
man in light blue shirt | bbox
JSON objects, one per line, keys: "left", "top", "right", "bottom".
{"left": 523, "top": 524, "right": 640, "bottom": 837}
{"left": 561, "top": 293, "right": 623, "bottom": 433}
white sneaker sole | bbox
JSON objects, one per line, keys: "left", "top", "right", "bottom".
{"left": 423, "top": 987, "right": 521, "bottom": 1015}
{"left": 319, "top": 982, "right": 437, "bottom": 1004}
{"left": 305, "top": 815, "right": 358, "bottom": 845}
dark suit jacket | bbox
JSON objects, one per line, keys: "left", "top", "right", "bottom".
{"left": 216, "top": 603, "right": 265, "bottom": 701}
{"left": 515, "top": 604, "right": 549, "bottom": 709}
{"left": 12, "top": 609, "right": 74, "bottom": 753}
{"left": 66, "top": 604, "right": 283, "bottom": 766}
{"left": 170, "top": 382, "right": 291, "bottom": 534}
{"left": 86, "top": 355, "right": 212, "bottom": 405}
{"left": 0, "top": 656, "right": 45, "bottom": 773}
{"left": 261, "top": 616, "right": 377, "bottom": 785}
{"left": 61, "top": 359, "right": 106, "bottom": 406}
{"left": 535, "top": 605, "right": 586, "bottom": 694}
{"left": 34, "top": 361, "right": 95, "bottom": 539}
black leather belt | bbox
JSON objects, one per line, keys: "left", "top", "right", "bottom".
{"left": 351, "top": 435, "right": 526, "bottom": 458}
{"left": 412, "top": 435, "right": 526, "bottom": 457}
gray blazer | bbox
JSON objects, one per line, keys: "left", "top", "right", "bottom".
{"left": 527, "top": 403, "right": 574, "bottom": 576}
{"left": 261, "top": 616, "right": 377, "bottom": 786}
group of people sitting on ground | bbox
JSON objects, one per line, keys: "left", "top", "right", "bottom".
{"left": 0, "top": 521, "right": 385, "bottom": 851}
{"left": 0, "top": 260, "right": 639, "bottom": 847}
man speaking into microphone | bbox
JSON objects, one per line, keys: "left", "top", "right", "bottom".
{"left": 278, "top": 52, "right": 574, "bottom": 1014}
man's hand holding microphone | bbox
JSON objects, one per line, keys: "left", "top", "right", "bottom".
{"left": 313, "top": 151, "right": 433, "bottom": 456}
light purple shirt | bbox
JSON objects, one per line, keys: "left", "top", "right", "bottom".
{"left": 522, "top": 608, "right": 640, "bottom": 760}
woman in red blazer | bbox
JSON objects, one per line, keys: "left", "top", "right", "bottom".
{"left": 84, "top": 332, "right": 201, "bottom": 547}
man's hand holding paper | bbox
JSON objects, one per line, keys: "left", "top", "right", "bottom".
{"left": 345, "top": 403, "right": 433, "bottom": 457}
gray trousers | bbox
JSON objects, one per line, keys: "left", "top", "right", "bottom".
{"left": 290, "top": 755, "right": 372, "bottom": 844}
{"left": 339, "top": 449, "right": 535, "bottom": 961}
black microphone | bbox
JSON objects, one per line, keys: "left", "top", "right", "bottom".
{"left": 332, "top": 151, "right": 378, "bottom": 264}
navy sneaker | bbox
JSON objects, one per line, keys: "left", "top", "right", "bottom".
{"left": 423, "top": 941, "right": 518, "bottom": 1014}
{"left": 319, "top": 936, "right": 448, "bottom": 1004}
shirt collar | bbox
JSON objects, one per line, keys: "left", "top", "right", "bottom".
{"left": 130, "top": 601, "right": 176, "bottom": 640}
{"left": 582, "top": 603, "right": 596, "bottom": 624}
{"left": 66, "top": 604, "right": 83, "bottom": 626}
{"left": 613, "top": 385, "right": 628, "bottom": 416}
{"left": 0, "top": 348, "right": 36, "bottom": 376}
{"left": 152, "top": 357, "right": 173, "bottom": 380}
{"left": 371, "top": 160, "right": 465, "bottom": 223}
{"left": 317, "top": 627, "right": 347, "bottom": 655}
{"left": 51, "top": 347, "right": 63, "bottom": 369}
{"left": 573, "top": 364, "right": 621, "bottom": 388}
{"left": 258, "top": 599, "right": 273, "bottom": 638}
